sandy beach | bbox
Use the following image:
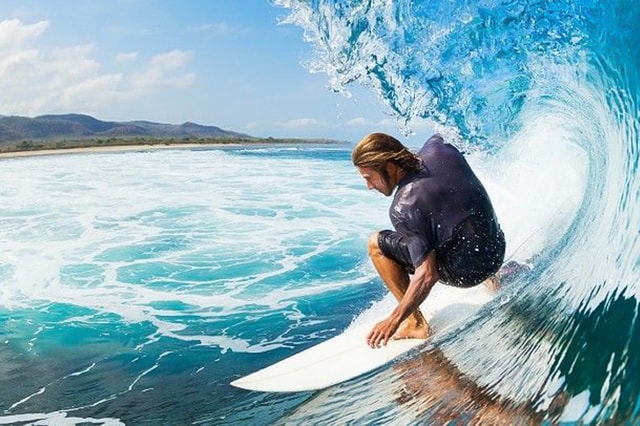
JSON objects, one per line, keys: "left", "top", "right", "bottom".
{"left": 0, "top": 142, "right": 244, "bottom": 160}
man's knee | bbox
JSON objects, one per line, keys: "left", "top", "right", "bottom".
{"left": 367, "top": 232, "right": 382, "bottom": 257}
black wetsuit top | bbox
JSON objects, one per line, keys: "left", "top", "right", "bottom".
{"left": 387, "top": 134, "right": 504, "bottom": 286}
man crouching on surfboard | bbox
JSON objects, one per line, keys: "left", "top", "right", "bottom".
{"left": 353, "top": 133, "right": 505, "bottom": 348}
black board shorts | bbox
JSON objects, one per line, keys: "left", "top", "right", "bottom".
{"left": 378, "top": 216, "right": 505, "bottom": 287}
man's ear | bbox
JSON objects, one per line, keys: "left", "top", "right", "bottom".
{"left": 384, "top": 161, "right": 395, "bottom": 176}
{"left": 384, "top": 161, "right": 400, "bottom": 181}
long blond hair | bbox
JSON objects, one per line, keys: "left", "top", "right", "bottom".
{"left": 352, "top": 133, "right": 421, "bottom": 175}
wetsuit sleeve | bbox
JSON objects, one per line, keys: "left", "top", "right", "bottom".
{"left": 393, "top": 212, "right": 432, "bottom": 270}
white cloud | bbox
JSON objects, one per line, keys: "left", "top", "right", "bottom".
{"left": 47, "top": 44, "right": 101, "bottom": 78}
{"left": 187, "top": 22, "right": 245, "bottom": 36}
{"left": 0, "top": 48, "right": 39, "bottom": 76}
{"left": 132, "top": 50, "right": 196, "bottom": 90}
{"left": 0, "top": 19, "right": 196, "bottom": 116}
{"left": 278, "top": 118, "right": 324, "bottom": 129}
{"left": 59, "top": 74, "right": 125, "bottom": 109}
{"left": 346, "top": 117, "right": 372, "bottom": 126}
{"left": 150, "top": 50, "right": 192, "bottom": 69}
{"left": 0, "top": 19, "right": 47, "bottom": 50}
{"left": 377, "top": 117, "right": 397, "bottom": 127}
{"left": 116, "top": 51, "right": 138, "bottom": 63}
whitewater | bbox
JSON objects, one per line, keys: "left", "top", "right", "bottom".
{"left": 1, "top": 0, "right": 639, "bottom": 424}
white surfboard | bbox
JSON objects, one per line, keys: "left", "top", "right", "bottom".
{"left": 231, "top": 285, "right": 494, "bottom": 392}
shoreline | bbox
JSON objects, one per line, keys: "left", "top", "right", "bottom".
{"left": 0, "top": 141, "right": 322, "bottom": 160}
{"left": 0, "top": 143, "right": 211, "bottom": 159}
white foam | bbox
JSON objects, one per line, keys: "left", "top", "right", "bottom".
{"left": 0, "top": 148, "right": 390, "bottom": 352}
{"left": 1, "top": 141, "right": 585, "bottom": 354}
{"left": 0, "top": 412, "right": 124, "bottom": 425}
{"left": 470, "top": 113, "right": 588, "bottom": 262}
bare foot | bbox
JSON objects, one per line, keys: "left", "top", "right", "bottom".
{"left": 497, "top": 260, "right": 531, "bottom": 285}
{"left": 393, "top": 318, "right": 431, "bottom": 340}
{"left": 484, "top": 275, "right": 500, "bottom": 293}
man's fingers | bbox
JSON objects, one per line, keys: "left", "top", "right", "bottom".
{"left": 366, "top": 330, "right": 375, "bottom": 347}
{"left": 367, "top": 330, "right": 380, "bottom": 348}
{"left": 367, "top": 329, "right": 389, "bottom": 348}
{"left": 367, "top": 319, "right": 397, "bottom": 348}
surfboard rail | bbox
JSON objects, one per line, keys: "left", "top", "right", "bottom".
{"left": 231, "top": 285, "right": 494, "bottom": 392}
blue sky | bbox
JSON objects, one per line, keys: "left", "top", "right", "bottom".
{"left": 0, "top": 0, "right": 427, "bottom": 142}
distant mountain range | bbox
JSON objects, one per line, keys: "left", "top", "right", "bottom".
{"left": 0, "top": 114, "right": 251, "bottom": 144}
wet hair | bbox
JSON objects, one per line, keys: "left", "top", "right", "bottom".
{"left": 352, "top": 133, "right": 422, "bottom": 176}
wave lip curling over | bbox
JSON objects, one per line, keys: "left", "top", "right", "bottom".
{"left": 276, "top": 0, "right": 640, "bottom": 424}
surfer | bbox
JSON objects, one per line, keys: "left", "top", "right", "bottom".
{"left": 353, "top": 133, "right": 506, "bottom": 348}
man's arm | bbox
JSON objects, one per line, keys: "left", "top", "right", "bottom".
{"left": 367, "top": 251, "right": 439, "bottom": 348}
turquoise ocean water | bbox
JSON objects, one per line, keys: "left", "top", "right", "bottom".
{"left": 2, "top": 0, "right": 639, "bottom": 424}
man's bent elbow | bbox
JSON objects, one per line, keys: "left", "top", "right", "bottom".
{"left": 417, "top": 251, "right": 440, "bottom": 284}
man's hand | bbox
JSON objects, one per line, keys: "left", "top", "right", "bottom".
{"left": 367, "top": 316, "right": 400, "bottom": 348}
{"left": 366, "top": 252, "right": 439, "bottom": 348}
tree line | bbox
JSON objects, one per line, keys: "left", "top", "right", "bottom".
{"left": 0, "top": 136, "right": 335, "bottom": 154}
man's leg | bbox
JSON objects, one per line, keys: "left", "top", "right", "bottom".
{"left": 368, "top": 232, "right": 430, "bottom": 339}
